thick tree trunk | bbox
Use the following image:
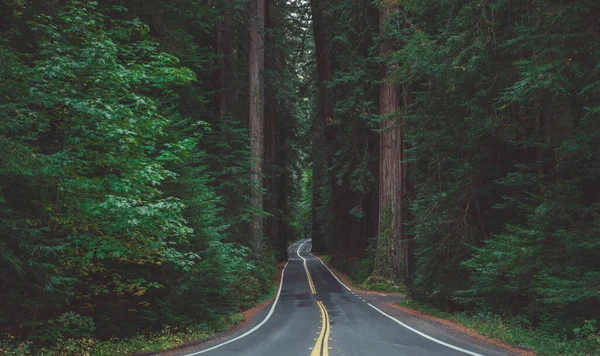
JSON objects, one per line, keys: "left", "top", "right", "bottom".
{"left": 310, "top": 0, "right": 335, "bottom": 253}
{"left": 249, "top": 0, "right": 265, "bottom": 254}
{"left": 375, "top": 6, "right": 407, "bottom": 280}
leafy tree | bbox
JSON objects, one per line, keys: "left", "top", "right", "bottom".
{"left": 388, "top": 0, "right": 600, "bottom": 329}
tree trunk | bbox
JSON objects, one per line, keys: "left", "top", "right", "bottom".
{"left": 374, "top": 6, "right": 407, "bottom": 280}
{"left": 310, "top": 0, "right": 335, "bottom": 253}
{"left": 249, "top": 0, "right": 265, "bottom": 254}
{"left": 264, "top": 0, "right": 282, "bottom": 257}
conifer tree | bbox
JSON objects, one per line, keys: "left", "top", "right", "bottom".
{"left": 248, "top": 0, "right": 266, "bottom": 254}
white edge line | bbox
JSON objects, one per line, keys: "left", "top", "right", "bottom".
{"left": 182, "top": 261, "right": 290, "bottom": 355}
{"left": 308, "top": 246, "right": 351, "bottom": 291}
{"left": 297, "top": 240, "right": 308, "bottom": 263}
{"left": 366, "top": 303, "right": 484, "bottom": 356}
{"left": 307, "top": 239, "right": 483, "bottom": 356}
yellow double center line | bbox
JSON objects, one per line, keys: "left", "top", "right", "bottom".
{"left": 311, "top": 300, "right": 330, "bottom": 356}
{"left": 298, "top": 242, "right": 330, "bottom": 356}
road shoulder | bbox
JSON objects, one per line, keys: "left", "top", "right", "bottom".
{"left": 314, "top": 254, "right": 530, "bottom": 356}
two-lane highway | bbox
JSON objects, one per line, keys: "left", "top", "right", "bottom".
{"left": 172, "top": 239, "right": 514, "bottom": 356}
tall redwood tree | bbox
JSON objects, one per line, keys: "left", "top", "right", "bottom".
{"left": 374, "top": 4, "right": 408, "bottom": 280}
{"left": 249, "top": 0, "right": 265, "bottom": 253}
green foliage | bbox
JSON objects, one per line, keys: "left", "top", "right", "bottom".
{"left": 350, "top": 258, "right": 375, "bottom": 286}
{"left": 329, "top": 251, "right": 405, "bottom": 293}
{"left": 374, "top": 201, "right": 395, "bottom": 279}
{"left": 389, "top": 0, "right": 600, "bottom": 333}
{"left": 401, "top": 300, "right": 600, "bottom": 356}
{"left": 2, "top": 0, "right": 194, "bottom": 341}
{"left": 202, "top": 119, "right": 256, "bottom": 242}
{"left": 0, "top": 0, "right": 281, "bottom": 351}
{"left": 90, "top": 317, "right": 242, "bottom": 356}
{"left": 400, "top": 299, "right": 455, "bottom": 320}
{"left": 360, "top": 276, "right": 405, "bottom": 294}
{"left": 0, "top": 315, "right": 244, "bottom": 356}
{"left": 3, "top": 0, "right": 599, "bottom": 354}
{"left": 290, "top": 168, "right": 312, "bottom": 239}
{"left": 456, "top": 314, "right": 600, "bottom": 356}
{"left": 319, "top": 254, "right": 331, "bottom": 264}
{"left": 330, "top": 255, "right": 372, "bottom": 286}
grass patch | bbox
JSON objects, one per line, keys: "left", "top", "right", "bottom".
{"left": 360, "top": 276, "right": 407, "bottom": 294}
{"left": 93, "top": 319, "right": 241, "bottom": 355}
{"left": 327, "top": 255, "right": 405, "bottom": 293}
{"left": 319, "top": 255, "right": 331, "bottom": 264}
{"left": 256, "top": 284, "right": 278, "bottom": 305}
{"left": 400, "top": 299, "right": 600, "bottom": 356}
{"left": 400, "top": 299, "right": 455, "bottom": 319}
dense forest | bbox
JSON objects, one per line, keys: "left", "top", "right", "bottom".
{"left": 1, "top": 0, "right": 599, "bottom": 355}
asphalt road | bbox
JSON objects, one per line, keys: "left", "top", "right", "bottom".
{"left": 171, "top": 239, "right": 515, "bottom": 356}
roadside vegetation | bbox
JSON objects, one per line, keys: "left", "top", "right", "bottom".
{"left": 0, "top": 0, "right": 309, "bottom": 354}
{"left": 323, "top": 249, "right": 599, "bottom": 355}
{"left": 309, "top": 0, "right": 600, "bottom": 353}
{"left": 400, "top": 299, "right": 600, "bottom": 356}
{"left": 0, "top": 314, "right": 242, "bottom": 356}
{"left": 321, "top": 253, "right": 405, "bottom": 294}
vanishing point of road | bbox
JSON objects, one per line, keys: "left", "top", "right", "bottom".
{"left": 169, "top": 239, "right": 517, "bottom": 356}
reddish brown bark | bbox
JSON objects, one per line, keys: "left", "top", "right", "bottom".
{"left": 264, "top": 0, "right": 282, "bottom": 258}
{"left": 249, "top": 0, "right": 265, "bottom": 253}
{"left": 376, "top": 6, "right": 408, "bottom": 279}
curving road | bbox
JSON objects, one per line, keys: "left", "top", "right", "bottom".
{"left": 171, "top": 239, "right": 515, "bottom": 356}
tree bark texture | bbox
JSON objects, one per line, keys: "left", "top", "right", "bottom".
{"left": 249, "top": 0, "right": 265, "bottom": 254}
{"left": 375, "top": 6, "right": 407, "bottom": 280}
{"left": 264, "top": 0, "right": 283, "bottom": 258}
